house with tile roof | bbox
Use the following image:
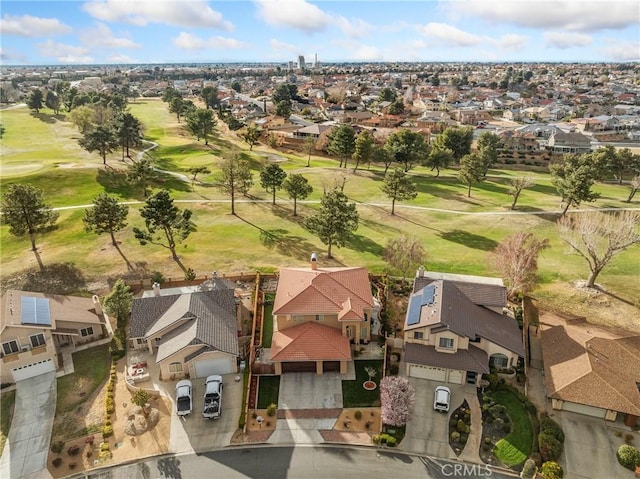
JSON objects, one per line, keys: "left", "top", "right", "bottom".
{"left": 539, "top": 312, "right": 640, "bottom": 425}
{"left": 1, "top": 290, "right": 112, "bottom": 383}
{"left": 546, "top": 131, "right": 592, "bottom": 154}
{"left": 403, "top": 269, "right": 524, "bottom": 386}
{"left": 130, "top": 282, "right": 239, "bottom": 381}
{"left": 269, "top": 257, "right": 376, "bottom": 374}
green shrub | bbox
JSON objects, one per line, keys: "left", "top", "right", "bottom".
{"left": 539, "top": 433, "right": 562, "bottom": 462}
{"left": 541, "top": 461, "right": 563, "bottom": 479}
{"left": 354, "top": 410, "right": 362, "bottom": 421}
{"left": 530, "top": 452, "right": 542, "bottom": 466}
{"left": 616, "top": 444, "right": 640, "bottom": 470}
{"left": 266, "top": 403, "right": 277, "bottom": 417}
{"left": 490, "top": 404, "right": 506, "bottom": 417}
{"left": 50, "top": 440, "right": 64, "bottom": 454}
{"left": 457, "top": 419, "right": 467, "bottom": 433}
{"left": 450, "top": 431, "right": 460, "bottom": 442}
{"left": 99, "top": 442, "right": 110, "bottom": 452}
{"left": 106, "top": 383, "right": 114, "bottom": 393}
{"left": 105, "top": 398, "right": 115, "bottom": 415}
{"left": 372, "top": 434, "right": 380, "bottom": 445}
{"left": 625, "top": 433, "right": 635, "bottom": 444}
{"left": 484, "top": 437, "right": 492, "bottom": 445}
{"left": 52, "top": 458, "right": 63, "bottom": 468}
{"left": 102, "top": 425, "right": 114, "bottom": 438}
{"left": 386, "top": 436, "right": 397, "bottom": 447}
{"left": 150, "top": 271, "right": 165, "bottom": 284}
{"left": 540, "top": 414, "right": 565, "bottom": 442}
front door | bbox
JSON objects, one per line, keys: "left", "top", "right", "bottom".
{"left": 466, "top": 371, "right": 477, "bottom": 385}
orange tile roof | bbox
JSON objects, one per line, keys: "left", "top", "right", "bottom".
{"left": 540, "top": 312, "right": 640, "bottom": 416}
{"left": 269, "top": 321, "right": 351, "bottom": 361}
{"left": 273, "top": 267, "right": 374, "bottom": 321}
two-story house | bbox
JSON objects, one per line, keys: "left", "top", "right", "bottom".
{"left": 129, "top": 280, "right": 240, "bottom": 381}
{"left": 1, "top": 290, "right": 112, "bottom": 383}
{"left": 269, "top": 257, "right": 376, "bottom": 375}
{"left": 403, "top": 270, "right": 524, "bottom": 386}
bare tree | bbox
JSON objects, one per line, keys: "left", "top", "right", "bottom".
{"left": 384, "top": 235, "right": 426, "bottom": 282}
{"left": 490, "top": 232, "right": 549, "bottom": 299}
{"left": 626, "top": 176, "right": 640, "bottom": 203}
{"left": 509, "top": 176, "right": 534, "bottom": 210}
{"left": 557, "top": 211, "right": 640, "bottom": 288}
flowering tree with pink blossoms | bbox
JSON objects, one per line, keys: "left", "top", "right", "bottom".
{"left": 380, "top": 376, "right": 416, "bottom": 427}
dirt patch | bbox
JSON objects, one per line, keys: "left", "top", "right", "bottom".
{"left": 334, "top": 408, "right": 381, "bottom": 433}
{"left": 246, "top": 409, "right": 277, "bottom": 432}
{"left": 48, "top": 361, "right": 171, "bottom": 478}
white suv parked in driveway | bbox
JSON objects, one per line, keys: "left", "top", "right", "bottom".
{"left": 433, "top": 386, "right": 451, "bottom": 412}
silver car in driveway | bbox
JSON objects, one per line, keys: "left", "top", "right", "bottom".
{"left": 433, "top": 386, "right": 450, "bottom": 412}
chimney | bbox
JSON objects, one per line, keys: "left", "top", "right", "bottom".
{"left": 417, "top": 266, "right": 425, "bottom": 278}
{"left": 92, "top": 295, "right": 103, "bottom": 314}
{"left": 310, "top": 252, "right": 318, "bottom": 271}
{"left": 152, "top": 282, "right": 161, "bottom": 297}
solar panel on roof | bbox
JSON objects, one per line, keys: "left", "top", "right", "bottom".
{"left": 20, "top": 296, "right": 52, "bottom": 326}
{"left": 422, "top": 284, "right": 436, "bottom": 305}
{"left": 406, "top": 296, "right": 422, "bottom": 326}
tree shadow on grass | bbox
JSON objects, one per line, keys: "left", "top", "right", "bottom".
{"left": 345, "top": 233, "right": 384, "bottom": 257}
{"left": 528, "top": 182, "right": 558, "bottom": 196}
{"left": 439, "top": 229, "right": 499, "bottom": 251}
{"left": 29, "top": 111, "right": 56, "bottom": 124}
{"left": 391, "top": 212, "right": 443, "bottom": 232}
{"left": 0, "top": 263, "right": 86, "bottom": 295}
{"left": 258, "top": 228, "right": 318, "bottom": 261}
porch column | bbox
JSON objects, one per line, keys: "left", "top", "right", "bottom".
{"left": 275, "top": 362, "right": 282, "bottom": 375}
{"left": 316, "top": 361, "right": 323, "bottom": 375}
{"left": 147, "top": 339, "right": 154, "bottom": 354}
{"left": 340, "top": 361, "right": 347, "bottom": 374}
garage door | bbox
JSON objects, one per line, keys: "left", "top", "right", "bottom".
{"left": 11, "top": 358, "right": 55, "bottom": 381}
{"left": 193, "top": 356, "right": 234, "bottom": 378}
{"left": 408, "top": 364, "right": 447, "bottom": 381}
{"left": 562, "top": 401, "right": 607, "bottom": 418}
{"left": 447, "top": 370, "right": 464, "bottom": 385}
{"left": 282, "top": 362, "right": 317, "bottom": 373}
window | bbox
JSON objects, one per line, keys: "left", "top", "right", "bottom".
{"left": 361, "top": 327, "right": 368, "bottom": 339}
{"left": 413, "top": 331, "right": 424, "bottom": 340}
{"left": 30, "top": 333, "right": 46, "bottom": 348}
{"left": 2, "top": 340, "right": 19, "bottom": 355}
{"left": 136, "top": 338, "right": 145, "bottom": 345}
{"left": 439, "top": 337, "right": 454, "bottom": 349}
{"left": 292, "top": 315, "right": 304, "bottom": 321}
{"left": 80, "top": 327, "right": 94, "bottom": 337}
{"left": 315, "top": 314, "right": 323, "bottom": 321}
{"left": 490, "top": 354, "right": 509, "bottom": 369}
{"left": 169, "top": 362, "right": 183, "bottom": 373}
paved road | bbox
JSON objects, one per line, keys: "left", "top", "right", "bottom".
{"left": 78, "top": 445, "right": 517, "bottom": 479}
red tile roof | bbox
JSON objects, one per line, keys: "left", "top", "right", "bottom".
{"left": 273, "top": 267, "right": 374, "bottom": 321}
{"left": 270, "top": 322, "right": 351, "bottom": 361}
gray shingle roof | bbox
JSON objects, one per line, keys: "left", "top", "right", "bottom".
{"left": 131, "top": 290, "right": 238, "bottom": 358}
{"left": 405, "top": 342, "right": 489, "bottom": 373}
{"left": 408, "top": 279, "right": 524, "bottom": 356}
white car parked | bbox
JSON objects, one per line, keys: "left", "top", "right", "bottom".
{"left": 433, "top": 386, "right": 451, "bottom": 412}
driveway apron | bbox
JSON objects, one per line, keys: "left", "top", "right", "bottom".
{"left": 0, "top": 372, "right": 57, "bottom": 479}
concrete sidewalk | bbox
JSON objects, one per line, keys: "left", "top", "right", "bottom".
{"left": 0, "top": 372, "right": 57, "bottom": 479}
{"left": 458, "top": 387, "right": 483, "bottom": 464}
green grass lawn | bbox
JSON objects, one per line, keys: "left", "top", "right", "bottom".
{"left": 342, "top": 360, "right": 383, "bottom": 407}
{"left": 489, "top": 390, "right": 534, "bottom": 467}
{"left": 56, "top": 345, "right": 111, "bottom": 413}
{"left": 257, "top": 375, "right": 280, "bottom": 409}
{"left": 1, "top": 102, "right": 638, "bottom": 330}
{"left": 261, "top": 294, "right": 275, "bottom": 348}
{"left": 0, "top": 390, "right": 16, "bottom": 456}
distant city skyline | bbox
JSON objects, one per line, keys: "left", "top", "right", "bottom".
{"left": 1, "top": 0, "right": 639, "bottom": 66}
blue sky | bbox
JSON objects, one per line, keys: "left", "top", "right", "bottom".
{"left": 1, "top": 0, "right": 639, "bottom": 65}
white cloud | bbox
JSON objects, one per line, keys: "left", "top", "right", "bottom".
{"left": 332, "top": 39, "right": 383, "bottom": 61}
{"left": 599, "top": 39, "right": 640, "bottom": 61}
{"left": 80, "top": 23, "right": 140, "bottom": 49}
{"left": 544, "top": 32, "right": 592, "bottom": 49}
{"left": 421, "top": 22, "right": 482, "bottom": 46}
{"left": 82, "top": 0, "right": 233, "bottom": 30}
{"left": 173, "top": 32, "right": 246, "bottom": 50}
{"left": 336, "top": 17, "right": 373, "bottom": 38}
{"left": 107, "top": 54, "right": 138, "bottom": 63}
{"left": 495, "top": 33, "right": 528, "bottom": 51}
{"left": 449, "top": 0, "right": 638, "bottom": 32}
{"left": 269, "top": 38, "right": 299, "bottom": 54}
{"left": 1, "top": 14, "right": 71, "bottom": 37}
{"left": 254, "top": 0, "right": 330, "bottom": 33}
{"left": 37, "top": 40, "right": 93, "bottom": 63}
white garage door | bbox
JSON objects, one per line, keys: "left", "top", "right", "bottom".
{"left": 562, "top": 401, "right": 607, "bottom": 418}
{"left": 11, "top": 358, "right": 55, "bottom": 381}
{"left": 447, "top": 370, "right": 464, "bottom": 385}
{"left": 408, "top": 364, "right": 447, "bottom": 381}
{"left": 193, "top": 356, "right": 234, "bottom": 378}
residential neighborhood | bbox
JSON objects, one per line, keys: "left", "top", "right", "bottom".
{"left": 1, "top": 4, "right": 640, "bottom": 479}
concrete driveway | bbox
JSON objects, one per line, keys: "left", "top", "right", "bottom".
{"left": 558, "top": 411, "right": 635, "bottom": 479}
{"left": 402, "top": 378, "right": 464, "bottom": 459}
{"left": 278, "top": 373, "right": 343, "bottom": 410}
{"left": 0, "top": 372, "right": 56, "bottom": 479}
{"left": 168, "top": 373, "right": 244, "bottom": 454}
